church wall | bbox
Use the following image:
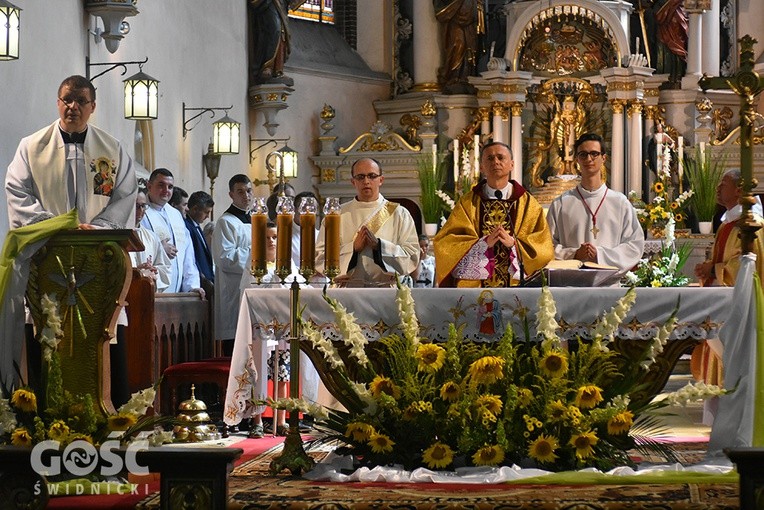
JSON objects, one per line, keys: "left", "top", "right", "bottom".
{"left": 0, "top": 0, "right": 250, "bottom": 239}
{"left": 248, "top": 69, "right": 391, "bottom": 197}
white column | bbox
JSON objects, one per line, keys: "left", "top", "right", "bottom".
{"left": 610, "top": 100, "right": 625, "bottom": 194}
{"left": 701, "top": 3, "right": 720, "bottom": 77}
{"left": 412, "top": 1, "right": 440, "bottom": 89}
{"left": 491, "top": 103, "right": 503, "bottom": 143}
{"left": 628, "top": 101, "right": 644, "bottom": 197}
{"left": 683, "top": 11, "right": 703, "bottom": 87}
{"left": 510, "top": 102, "right": 523, "bottom": 183}
{"left": 479, "top": 107, "right": 491, "bottom": 138}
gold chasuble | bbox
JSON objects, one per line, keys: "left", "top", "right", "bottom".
{"left": 434, "top": 181, "right": 552, "bottom": 287}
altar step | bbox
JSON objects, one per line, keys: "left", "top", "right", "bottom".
{"left": 663, "top": 355, "right": 693, "bottom": 393}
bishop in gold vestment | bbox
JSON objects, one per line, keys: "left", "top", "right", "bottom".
{"left": 434, "top": 179, "right": 552, "bottom": 287}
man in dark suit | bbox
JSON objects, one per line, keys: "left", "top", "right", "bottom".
{"left": 185, "top": 190, "right": 215, "bottom": 283}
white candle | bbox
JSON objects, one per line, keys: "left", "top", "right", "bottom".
{"left": 432, "top": 143, "right": 437, "bottom": 173}
{"left": 677, "top": 136, "right": 684, "bottom": 179}
{"left": 453, "top": 139, "right": 460, "bottom": 185}
{"left": 700, "top": 141, "right": 706, "bottom": 161}
{"left": 473, "top": 134, "right": 480, "bottom": 179}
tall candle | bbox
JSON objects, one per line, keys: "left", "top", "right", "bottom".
{"left": 300, "top": 212, "right": 316, "bottom": 272}
{"left": 251, "top": 212, "right": 267, "bottom": 274}
{"left": 677, "top": 136, "right": 684, "bottom": 179}
{"left": 453, "top": 138, "right": 460, "bottom": 185}
{"left": 431, "top": 143, "right": 437, "bottom": 173}
{"left": 324, "top": 213, "right": 340, "bottom": 272}
{"left": 699, "top": 141, "right": 706, "bottom": 162}
{"left": 276, "top": 213, "right": 293, "bottom": 275}
{"left": 473, "top": 134, "right": 480, "bottom": 179}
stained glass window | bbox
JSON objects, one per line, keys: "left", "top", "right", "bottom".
{"left": 289, "top": 0, "right": 334, "bottom": 24}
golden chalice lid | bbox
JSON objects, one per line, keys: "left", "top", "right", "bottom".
{"left": 177, "top": 411, "right": 211, "bottom": 423}
{"left": 178, "top": 384, "right": 208, "bottom": 412}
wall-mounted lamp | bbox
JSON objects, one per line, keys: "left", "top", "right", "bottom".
{"left": 0, "top": 0, "right": 21, "bottom": 61}
{"left": 85, "top": 0, "right": 139, "bottom": 54}
{"left": 86, "top": 56, "right": 159, "bottom": 120}
{"left": 202, "top": 142, "right": 221, "bottom": 218}
{"left": 252, "top": 142, "right": 298, "bottom": 190}
{"left": 249, "top": 137, "right": 289, "bottom": 164}
{"left": 182, "top": 102, "right": 241, "bottom": 154}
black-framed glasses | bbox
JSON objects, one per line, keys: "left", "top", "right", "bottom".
{"left": 352, "top": 173, "right": 381, "bottom": 182}
{"left": 59, "top": 96, "right": 92, "bottom": 108}
{"left": 576, "top": 151, "right": 603, "bottom": 160}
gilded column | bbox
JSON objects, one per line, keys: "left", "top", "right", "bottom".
{"left": 501, "top": 103, "right": 510, "bottom": 147}
{"left": 478, "top": 107, "right": 491, "bottom": 140}
{"left": 510, "top": 102, "right": 524, "bottom": 184}
{"left": 627, "top": 101, "right": 644, "bottom": 197}
{"left": 412, "top": 1, "right": 440, "bottom": 91}
{"left": 609, "top": 99, "right": 626, "bottom": 193}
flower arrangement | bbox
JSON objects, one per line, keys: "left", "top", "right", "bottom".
{"left": 298, "top": 282, "right": 720, "bottom": 472}
{"left": 0, "top": 294, "right": 170, "bottom": 449}
{"left": 417, "top": 155, "right": 447, "bottom": 224}
{"left": 684, "top": 146, "right": 725, "bottom": 223}
{"left": 631, "top": 144, "right": 694, "bottom": 237}
{"left": 623, "top": 218, "right": 692, "bottom": 287}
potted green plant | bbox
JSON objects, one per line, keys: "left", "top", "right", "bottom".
{"left": 684, "top": 146, "right": 725, "bottom": 234}
{"left": 417, "top": 154, "right": 446, "bottom": 236}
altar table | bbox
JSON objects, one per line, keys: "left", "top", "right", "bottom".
{"left": 224, "top": 286, "right": 733, "bottom": 426}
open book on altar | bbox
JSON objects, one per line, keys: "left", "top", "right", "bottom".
{"left": 525, "top": 259, "right": 622, "bottom": 287}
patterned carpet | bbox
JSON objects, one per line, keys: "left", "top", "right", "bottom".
{"left": 137, "top": 440, "right": 739, "bottom": 510}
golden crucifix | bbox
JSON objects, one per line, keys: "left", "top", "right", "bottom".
{"left": 699, "top": 35, "right": 764, "bottom": 255}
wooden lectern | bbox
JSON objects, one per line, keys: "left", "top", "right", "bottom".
{"left": 25, "top": 229, "right": 142, "bottom": 419}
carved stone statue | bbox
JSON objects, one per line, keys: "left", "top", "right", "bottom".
{"left": 653, "top": 0, "right": 688, "bottom": 85}
{"left": 249, "top": 0, "right": 306, "bottom": 86}
{"left": 433, "top": 0, "right": 484, "bottom": 94}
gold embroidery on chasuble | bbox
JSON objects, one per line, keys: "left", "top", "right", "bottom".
{"left": 479, "top": 199, "right": 515, "bottom": 288}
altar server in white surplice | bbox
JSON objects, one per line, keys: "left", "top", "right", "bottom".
{"left": 131, "top": 189, "right": 171, "bottom": 292}
{"left": 547, "top": 133, "right": 644, "bottom": 273}
{"left": 316, "top": 158, "right": 419, "bottom": 287}
{"left": 6, "top": 75, "right": 136, "bottom": 229}
{"left": 141, "top": 168, "right": 204, "bottom": 296}
{"left": 212, "top": 174, "right": 253, "bottom": 343}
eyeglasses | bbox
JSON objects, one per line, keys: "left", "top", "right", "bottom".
{"left": 351, "top": 173, "right": 381, "bottom": 182}
{"left": 576, "top": 151, "right": 603, "bottom": 160}
{"left": 59, "top": 96, "right": 93, "bottom": 108}
{"left": 136, "top": 203, "right": 149, "bottom": 210}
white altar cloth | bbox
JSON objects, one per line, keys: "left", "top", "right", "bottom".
{"left": 224, "top": 287, "right": 733, "bottom": 426}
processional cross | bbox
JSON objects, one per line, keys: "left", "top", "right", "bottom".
{"left": 699, "top": 35, "right": 764, "bottom": 254}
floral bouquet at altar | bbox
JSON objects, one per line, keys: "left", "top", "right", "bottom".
{"left": 299, "top": 283, "right": 723, "bottom": 472}
{"left": 623, "top": 218, "right": 692, "bottom": 288}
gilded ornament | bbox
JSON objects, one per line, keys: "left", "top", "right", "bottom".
{"left": 322, "top": 168, "right": 336, "bottom": 183}
{"left": 266, "top": 93, "right": 278, "bottom": 101}
{"left": 608, "top": 99, "right": 625, "bottom": 114}
{"left": 696, "top": 97, "right": 713, "bottom": 113}
{"left": 320, "top": 104, "right": 336, "bottom": 120}
{"left": 420, "top": 99, "right": 436, "bottom": 118}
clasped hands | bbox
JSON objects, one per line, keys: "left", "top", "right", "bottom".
{"left": 485, "top": 226, "right": 515, "bottom": 249}
{"left": 574, "top": 242, "right": 598, "bottom": 262}
{"left": 353, "top": 225, "right": 380, "bottom": 252}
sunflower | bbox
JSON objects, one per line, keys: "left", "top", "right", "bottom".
{"left": 11, "top": 428, "right": 33, "bottom": 447}
{"left": 368, "top": 433, "right": 395, "bottom": 454}
{"left": 540, "top": 351, "right": 568, "bottom": 378}
{"left": 675, "top": 213, "right": 684, "bottom": 223}
{"left": 546, "top": 400, "right": 568, "bottom": 423}
{"left": 653, "top": 181, "right": 664, "bottom": 193}
{"left": 474, "top": 394, "right": 503, "bottom": 415}
{"left": 369, "top": 375, "right": 401, "bottom": 399}
{"left": 528, "top": 434, "right": 559, "bottom": 464}
{"left": 345, "top": 422, "right": 375, "bottom": 442}
{"left": 467, "top": 356, "right": 505, "bottom": 386}
{"left": 11, "top": 389, "right": 37, "bottom": 413}
{"left": 47, "top": 420, "right": 70, "bottom": 442}
{"left": 68, "top": 433, "right": 94, "bottom": 445}
{"left": 423, "top": 441, "right": 454, "bottom": 469}
{"left": 415, "top": 343, "right": 446, "bottom": 373}
{"left": 516, "top": 387, "right": 533, "bottom": 408}
{"left": 108, "top": 412, "right": 138, "bottom": 431}
{"left": 575, "top": 385, "right": 604, "bottom": 409}
{"left": 607, "top": 410, "right": 634, "bottom": 435}
{"left": 471, "top": 444, "right": 505, "bottom": 466}
{"left": 570, "top": 430, "right": 599, "bottom": 460}
{"left": 440, "top": 381, "right": 461, "bottom": 402}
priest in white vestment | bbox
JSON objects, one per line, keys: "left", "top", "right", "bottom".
{"left": 212, "top": 175, "right": 253, "bottom": 343}
{"left": 131, "top": 190, "right": 171, "bottom": 292}
{"left": 546, "top": 133, "right": 644, "bottom": 273}
{"left": 141, "top": 168, "right": 204, "bottom": 296}
{"left": 315, "top": 158, "right": 419, "bottom": 287}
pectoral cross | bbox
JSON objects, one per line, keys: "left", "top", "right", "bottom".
{"left": 591, "top": 225, "right": 600, "bottom": 239}
{"left": 699, "top": 35, "right": 764, "bottom": 255}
